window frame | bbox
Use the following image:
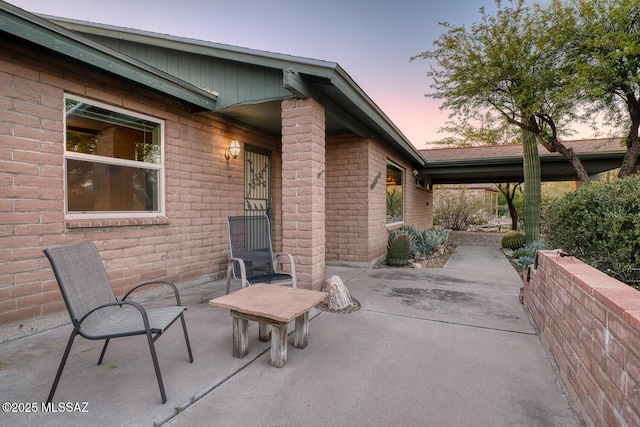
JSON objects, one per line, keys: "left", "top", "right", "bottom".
{"left": 63, "top": 95, "right": 166, "bottom": 219}
{"left": 386, "top": 161, "right": 404, "bottom": 225}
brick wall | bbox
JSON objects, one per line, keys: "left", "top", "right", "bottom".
{"left": 325, "top": 135, "right": 369, "bottom": 264}
{"left": 281, "top": 98, "right": 326, "bottom": 289}
{"left": 525, "top": 250, "right": 640, "bottom": 426}
{"left": 0, "top": 39, "right": 280, "bottom": 339}
{"left": 1, "top": 36, "right": 435, "bottom": 339}
{"left": 325, "top": 135, "right": 433, "bottom": 266}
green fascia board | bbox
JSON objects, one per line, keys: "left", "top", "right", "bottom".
{"left": 424, "top": 150, "right": 627, "bottom": 169}
{"left": 0, "top": 4, "right": 217, "bottom": 111}
{"left": 422, "top": 151, "right": 628, "bottom": 183}
{"left": 329, "top": 67, "right": 426, "bottom": 166}
{"left": 48, "top": 17, "right": 338, "bottom": 80}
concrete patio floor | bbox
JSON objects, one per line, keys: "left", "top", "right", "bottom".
{"left": 0, "top": 246, "right": 582, "bottom": 426}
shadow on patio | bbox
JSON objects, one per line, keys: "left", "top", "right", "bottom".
{"left": 0, "top": 246, "right": 581, "bottom": 426}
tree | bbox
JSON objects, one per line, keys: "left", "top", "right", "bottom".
{"left": 438, "top": 112, "right": 519, "bottom": 146}
{"left": 496, "top": 182, "right": 522, "bottom": 230}
{"left": 413, "top": 0, "right": 568, "bottom": 241}
{"left": 433, "top": 186, "right": 484, "bottom": 231}
{"left": 412, "top": 0, "right": 593, "bottom": 186}
{"left": 563, "top": 0, "right": 640, "bottom": 177}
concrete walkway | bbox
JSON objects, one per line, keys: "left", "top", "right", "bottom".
{"left": 0, "top": 246, "right": 581, "bottom": 426}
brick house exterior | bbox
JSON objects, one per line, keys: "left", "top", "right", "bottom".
{"left": 0, "top": 3, "right": 433, "bottom": 339}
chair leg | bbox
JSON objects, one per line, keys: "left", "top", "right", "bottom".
{"left": 226, "top": 262, "right": 233, "bottom": 294}
{"left": 145, "top": 329, "right": 167, "bottom": 404}
{"left": 47, "top": 329, "right": 78, "bottom": 403}
{"left": 180, "top": 313, "right": 194, "bottom": 363}
{"left": 97, "top": 338, "right": 110, "bottom": 365}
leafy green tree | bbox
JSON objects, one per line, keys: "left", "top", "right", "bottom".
{"left": 413, "top": 0, "right": 593, "bottom": 185}
{"left": 413, "top": 0, "right": 571, "bottom": 241}
{"left": 561, "top": 0, "right": 640, "bottom": 177}
{"left": 438, "top": 112, "right": 519, "bottom": 146}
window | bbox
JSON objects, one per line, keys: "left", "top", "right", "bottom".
{"left": 64, "top": 96, "right": 164, "bottom": 218}
{"left": 386, "top": 162, "right": 403, "bottom": 224}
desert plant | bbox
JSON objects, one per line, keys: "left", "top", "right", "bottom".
{"left": 513, "top": 241, "right": 546, "bottom": 258}
{"left": 386, "top": 233, "right": 412, "bottom": 266}
{"left": 544, "top": 175, "right": 640, "bottom": 288}
{"left": 512, "top": 247, "right": 531, "bottom": 259}
{"left": 501, "top": 230, "right": 526, "bottom": 249}
{"left": 516, "top": 255, "right": 535, "bottom": 270}
{"left": 415, "top": 229, "right": 449, "bottom": 256}
{"left": 433, "top": 186, "right": 484, "bottom": 230}
{"left": 394, "top": 225, "right": 449, "bottom": 257}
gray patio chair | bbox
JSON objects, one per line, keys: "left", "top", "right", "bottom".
{"left": 43, "top": 241, "right": 193, "bottom": 404}
{"left": 226, "top": 215, "right": 297, "bottom": 294}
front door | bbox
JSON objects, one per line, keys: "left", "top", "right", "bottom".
{"left": 244, "top": 146, "right": 272, "bottom": 219}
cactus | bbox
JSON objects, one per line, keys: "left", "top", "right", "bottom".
{"left": 501, "top": 230, "right": 526, "bottom": 249}
{"left": 522, "top": 122, "right": 541, "bottom": 243}
{"left": 387, "top": 233, "right": 412, "bottom": 266}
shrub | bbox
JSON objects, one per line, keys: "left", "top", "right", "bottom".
{"left": 512, "top": 241, "right": 545, "bottom": 270}
{"left": 512, "top": 247, "right": 531, "bottom": 259}
{"left": 392, "top": 225, "right": 449, "bottom": 258}
{"left": 516, "top": 255, "right": 535, "bottom": 270}
{"left": 544, "top": 175, "right": 640, "bottom": 288}
{"left": 433, "top": 187, "right": 484, "bottom": 230}
{"left": 501, "top": 231, "right": 526, "bottom": 249}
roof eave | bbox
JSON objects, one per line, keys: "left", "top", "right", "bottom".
{"left": 328, "top": 67, "right": 426, "bottom": 166}
{"left": 0, "top": 4, "right": 217, "bottom": 111}
{"left": 49, "top": 16, "right": 426, "bottom": 166}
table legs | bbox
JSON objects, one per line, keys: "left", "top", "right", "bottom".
{"left": 229, "top": 310, "right": 312, "bottom": 367}
{"left": 294, "top": 311, "right": 309, "bottom": 349}
{"left": 270, "top": 324, "right": 288, "bottom": 368}
{"left": 232, "top": 316, "right": 249, "bottom": 358}
{"left": 259, "top": 323, "right": 271, "bottom": 342}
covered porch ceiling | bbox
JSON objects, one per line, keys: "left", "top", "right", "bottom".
{"left": 420, "top": 139, "right": 628, "bottom": 184}
{"left": 218, "top": 100, "right": 349, "bottom": 136}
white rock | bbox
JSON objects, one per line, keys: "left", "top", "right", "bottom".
{"left": 322, "top": 275, "right": 355, "bottom": 311}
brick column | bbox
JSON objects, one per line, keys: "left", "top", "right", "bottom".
{"left": 281, "top": 98, "right": 326, "bottom": 290}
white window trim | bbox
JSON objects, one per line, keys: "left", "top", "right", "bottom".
{"left": 63, "top": 94, "right": 166, "bottom": 219}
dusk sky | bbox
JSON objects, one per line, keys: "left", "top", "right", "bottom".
{"left": 6, "top": 0, "right": 590, "bottom": 149}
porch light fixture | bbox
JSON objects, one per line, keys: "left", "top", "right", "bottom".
{"left": 225, "top": 139, "right": 241, "bottom": 160}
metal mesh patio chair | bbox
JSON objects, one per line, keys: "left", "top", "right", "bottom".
{"left": 226, "top": 215, "right": 297, "bottom": 294}
{"left": 43, "top": 241, "right": 193, "bottom": 404}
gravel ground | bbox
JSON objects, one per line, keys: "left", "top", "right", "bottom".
{"left": 448, "top": 230, "right": 504, "bottom": 247}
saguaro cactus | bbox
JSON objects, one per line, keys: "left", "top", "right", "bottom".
{"left": 522, "top": 119, "right": 541, "bottom": 243}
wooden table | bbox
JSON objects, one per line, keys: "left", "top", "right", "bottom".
{"left": 209, "top": 284, "right": 327, "bottom": 367}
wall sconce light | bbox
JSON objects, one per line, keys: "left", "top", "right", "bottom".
{"left": 225, "top": 139, "right": 241, "bottom": 160}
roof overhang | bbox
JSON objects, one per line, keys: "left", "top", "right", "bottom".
{"left": 0, "top": 2, "right": 217, "bottom": 111}
{"left": 422, "top": 151, "right": 627, "bottom": 184}
{"left": 44, "top": 15, "right": 426, "bottom": 167}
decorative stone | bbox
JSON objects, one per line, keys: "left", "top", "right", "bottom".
{"left": 322, "top": 275, "right": 356, "bottom": 311}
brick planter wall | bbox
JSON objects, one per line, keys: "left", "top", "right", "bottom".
{"left": 524, "top": 250, "right": 640, "bottom": 427}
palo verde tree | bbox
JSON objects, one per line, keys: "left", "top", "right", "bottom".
{"left": 412, "top": 0, "right": 593, "bottom": 242}
{"left": 561, "top": 0, "right": 640, "bottom": 177}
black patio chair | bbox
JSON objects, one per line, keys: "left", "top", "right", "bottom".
{"left": 225, "top": 215, "right": 297, "bottom": 294}
{"left": 43, "top": 241, "right": 193, "bottom": 404}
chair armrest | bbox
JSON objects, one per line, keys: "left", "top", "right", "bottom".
{"left": 273, "top": 253, "right": 296, "bottom": 277}
{"left": 75, "top": 300, "right": 151, "bottom": 332}
{"left": 123, "top": 280, "right": 182, "bottom": 306}
{"left": 228, "top": 257, "right": 248, "bottom": 283}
